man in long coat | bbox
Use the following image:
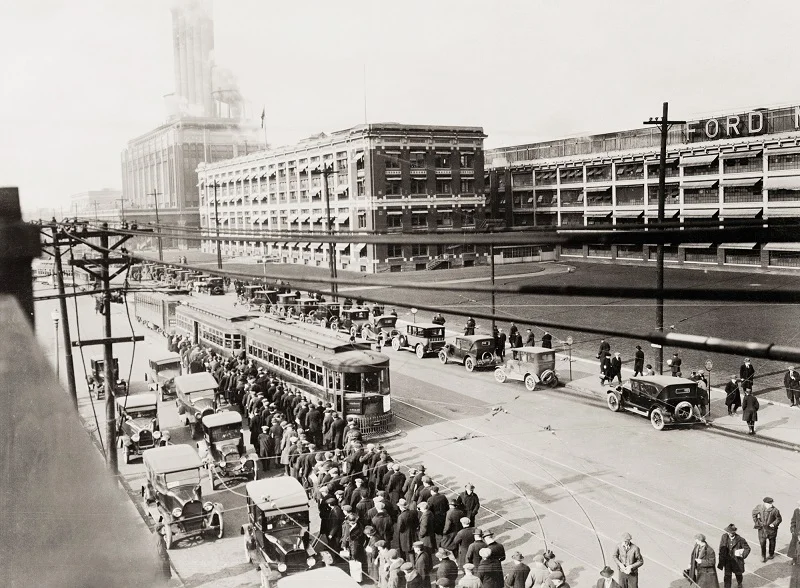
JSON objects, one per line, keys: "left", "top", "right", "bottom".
{"left": 452, "top": 518, "right": 475, "bottom": 568}
{"left": 330, "top": 413, "right": 346, "bottom": 450}
{"left": 752, "top": 497, "right": 782, "bottom": 561}
{"left": 322, "top": 407, "right": 335, "bottom": 449}
{"left": 785, "top": 367, "right": 800, "bottom": 406}
{"left": 742, "top": 389, "right": 760, "bottom": 435}
{"left": 417, "top": 502, "right": 437, "bottom": 552}
{"left": 386, "top": 463, "right": 407, "bottom": 505}
{"left": 394, "top": 498, "right": 418, "bottom": 561}
{"left": 458, "top": 484, "right": 481, "bottom": 527}
{"left": 739, "top": 358, "right": 756, "bottom": 393}
{"left": 790, "top": 504, "right": 800, "bottom": 565}
{"left": 371, "top": 502, "right": 394, "bottom": 546}
{"left": 466, "top": 529, "right": 487, "bottom": 568}
{"left": 688, "top": 533, "right": 720, "bottom": 588}
{"left": 718, "top": 524, "right": 750, "bottom": 588}
{"left": 441, "top": 498, "right": 465, "bottom": 550}
{"left": 610, "top": 353, "right": 623, "bottom": 385}
{"left": 633, "top": 345, "right": 645, "bottom": 377}
{"left": 724, "top": 376, "right": 741, "bottom": 416}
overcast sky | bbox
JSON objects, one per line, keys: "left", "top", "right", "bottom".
{"left": 3, "top": 0, "right": 800, "bottom": 213}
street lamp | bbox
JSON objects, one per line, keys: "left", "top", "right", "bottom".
{"left": 564, "top": 336, "right": 574, "bottom": 381}
{"left": 51, "top": 309, "right": 61, "bottom": 378}
{"left": 411, "top": 308, "right": 418, "bottom": 324}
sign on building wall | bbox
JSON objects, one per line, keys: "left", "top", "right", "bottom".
{"left": 687, "top": 105, "right": 800, "bottom": 142}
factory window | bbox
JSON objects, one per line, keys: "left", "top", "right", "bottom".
{"left": 559, "top": 168, "right": 582, "bottom": 184}
{"left": 387, "top": 244, "right": 403, "bottom": 258}
{"left": 647, "top": 185, "right": 680, "bottom": 203}
{"left": 460, "top": 153, "right": 474, "bottom": 168}
{"left": 411, "top": 211, "right": 428, "bottom": 228}
{"left": 647, "top": 161, "right": 680, "bottom": 179}
{"left": 437, "top": 211, "right": 453, "bottom": 227}
{"left": 338, "top": 173, "right": 349, "bottom": 186}
{"left": 647, "top": 245, "right": 679, "bottom": 261}
{"left": 723, "top": 185, "right": 762, "bottom": 203}
{"left": 684, "top": 189, "right": 718, "bottom": 204}
{"left": 435, "top": 153, "right": 451, "bottom": 168}
{"left": 336, "top": 152, "right": 348, "bottom": 171}
{"left": 384, "top": 153, "right": 401, "bottom": 169}
{"left": 768, "top": 152, "right": 800, "bottom": 171}
{"left": 586, "top": 165, "right": 612, "bottom": 182}
{"left": 536, "top": 190, "right": 557, "bottom": 206}
{"left": 617, "top": 245, "right": 643, "bottom": 259}
{"left": 685, "top": 245, "right": 718, "bottom": 264}
{"left": 560, "top": 189, "right": 584, "bottom": 207}
{"left": 535, "top": 170, "right": 558, "bottom": 185}
{"left": 460, "top": 178, "right": 475, "bottom": 194}
{"left": 357, "top": 212, "right": 367, "bottom": 228}
{"left": 724, "top": 250, "right": 760, "bottom": 266}
{"left": 769, "top": 251, "right": 800, "bottom": 268}
{"left": 411, "top": 178, "right": 427, "bottom": 194}
{"left": 462, "top": 209, "right": 475, "bottom": 226}
{"left": 385, "top": 180, "right": 402, "bottom": 196}
{"left": 512, "top": 173, "right": 533, "bottom": 188}
{"left": 386, "top": 214, "right": 402, "bottom": 230}
{"left": 683, "top": 162, "right": 718, "bottom": 177}
{"left": 410, "top": 152, "right": 426, "bottom": 169}
{"left": 357, "top": 179, "right": 366, "bottom": 196}
{"left": 436, "top": 179, "right": 452, "bottom": 194}
{"left": 723, "top": 155, "right": 762, "bottom": 174}
{"left": 411, "top": 244, "right": 428, "bottom": 257}
{"left": 616, "top": 163, "right": 644, "bottom": 180}
{"left": 535, "top": 213, "right": 557, "bottom": 226}
{"left": 559, "top": 213, "right": 584, "bottom": 227}
{"left": 616, "top": 185, "right": 645, "bottom": 206}
{"left": 768, "top": 189, "right": 800, "bottom": 202}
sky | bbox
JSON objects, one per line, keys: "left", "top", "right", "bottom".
{"left": 3, "top": 0, "right": 800, "bottom": 215}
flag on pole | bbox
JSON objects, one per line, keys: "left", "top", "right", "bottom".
{"left": 260, "top": 106, "right": 265, "bottom": 129}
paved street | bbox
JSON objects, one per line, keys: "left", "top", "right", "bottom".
{"left": 32, "top": 270, "right": 800, "bottom": 587}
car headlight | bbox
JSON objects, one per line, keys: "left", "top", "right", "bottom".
{"left": 194, "top": 412, "right": 201, "bottom": 420}
{"left": 203, "top": 502, "right": 214, "bottom": 512}
{"left": 277, "top": 563, "right": 288, "bottom": 573}
{"left": 219, "top": 460, "right": 225, "bottom": 468}
{"left": 153, "top": 431, "right": 162, "bottom": 439}
{"left": 171, "top": 508, "right": 182, "bottom": 518}
{"left": 306, "top": 557, "right": 316, "bottom": 568}
{"left": 131, "top": 433, "right": 140, "bottom": 442}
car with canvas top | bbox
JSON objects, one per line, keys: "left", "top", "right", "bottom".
{"left": 605, "top": 375, "right": 708, "bottom": 430}
{"left": 439, "top": 334, "right": 498, "bottom": 372}
{"left": 116, "top": 392, "right": 166, "bottom": 464}
{"left": 197, "top": 410, "right": 258, "bottom": 489}
{"left": 494, "top": 346, "right": 559, "bottom": 390}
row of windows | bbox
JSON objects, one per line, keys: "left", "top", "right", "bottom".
{"left": 384, "top": 178, "right": 475, "bottom": 195}
{"left": 385, "top": 210, "right": 476, "bottom": 230}
{"left": 559, "top": 245, "right": 800, "bottom": 269}
{"left": 383, "top": 152, "right": 474, "bottom": 169}
{"left": 199, "top": 325, "right": 243, "bottom": 350}
{"left": 247, "top": 341, "right": 325, "bottom": 388}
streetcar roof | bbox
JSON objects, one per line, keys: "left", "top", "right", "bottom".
{"left": 177, "top": 301, "right": 252, "bottom": 323}
{"left": 143, "top": 445, "right": 202, "bottom": 473}
{"left": 245, "top": 477, "right": 308, "bottom": 511}
{"left": 202, "top": 410, "right": 242, "bottom": 428}
{"left": 249, "top": 316, "right": 367, "bottom": 352}
{"left": 115, "top": 393, "right": 157, "bottom": 409}
{"left": 174, "top": 372, "right": 218, "bottom": 393}
{"left": 324, "top": 350, "right": 389, "bottom": 372}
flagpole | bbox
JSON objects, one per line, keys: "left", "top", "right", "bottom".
{"left": 261, "top": 106, "right": 267, "bottom": 150}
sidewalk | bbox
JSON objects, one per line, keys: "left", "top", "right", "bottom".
{"left": 560, "top": 353, "right": 800, "bottom": 450}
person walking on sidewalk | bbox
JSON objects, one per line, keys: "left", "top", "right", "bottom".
{"left": 597, "top": 339, "right": 611, "bottom": 359}
{"left": 613, "top": 532, "right": 644, "bottom": 588}
{"left": 725, "top": 376, "right": 742, "bottom": 416}
{"left": 633, "top": 345, "right": 644, "bottom": 377}
{"left": 610, "top": 353, "right": 623, "bottom": 385}
{"left": 785, "top": 366, "right": 800, "bottom": 407}
{"left": 742, "top": 388, "right": 759, "bottom": 435}
{"left": 669, "top": 352, "right": 683, "bottom": 377}
{"left": 789, "top": 502, "right": 800, "bottom": 565}
{"left": 600, "top": 352, "right": 613, "bottom": 386}
{"left": 752, "top": 497, "right": 782, "bottom": 562}
{"left": 541, "top": 332, "right": 552, "bottom": 349}
{"left": 524, "top": 329, "right": 536, "bottom": 347}
{"left": 718, "top": 524, "right": 750, "bottom": 588}
{"left": 687, "top": 533, "right": 719, "bottom": 588}
{"left": 739, "top": 358, "right": 755, "bottom": 393}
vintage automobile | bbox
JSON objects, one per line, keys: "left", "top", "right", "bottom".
{"left": 494, "top": 346, "right": 559, "bottom": 391}
{"left": 293, "top": 297, "right": 320, "bottom": 319}
{"left": 330, "top": 308, "right": 372, "bottom": 337}
{"left": 360, "top": 314, "right": 399, "bottom": 342}
{"left": 242, "top": 477, "right": 316, "bottom": 576}
{"left": 142, "top": 445, "right": 224, "bottom": 549}
{"left": 236, "top": 286, "right": 279, "bottom": 313}
{"left": 439, "top": 334, "right": 498, "bottom": 372}
{"left": 391, "top": 323, "right": 446, "bottom": 358}
{"left": 197, "top": 411, "right": 258, "bottom": 489}
{"left": 309, "top": 302, "right": 340, "bottom": 328}
{"left": 87, "top": 356, "right": 127, "bottom": 400}
{"left": 272, "top": 292, "right": 300, "bottom": 316}
{"left": 146, "top": 350, "right": 182, "bottom": 401}
{"left": 174, "top": 372, "right": 223, "bottom": 439}
{"left": 606, "top": 375, "right": 708, "bottom": 431}
{"left": 116, "top": 393, "right": 165, "bottom": 464}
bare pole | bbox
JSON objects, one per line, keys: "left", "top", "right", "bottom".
{"left": 148, "top": 189, "right": 163, "bottom": 261}
{"left": 100, "top": 226, "right": 118, "bottom": 472}
{"left": 490, "top": 242, "right": 496, "bottom": 331}
{"left": 52, "top": 228, "right": 78, "bottom": 409}
{"left": 212, "top": 181, "right": 222, "bottom": 269}
{"left": 321, "top": 164, "right": 338, "bottom": 301}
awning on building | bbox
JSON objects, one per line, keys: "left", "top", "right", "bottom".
{"left": 288, "top": 242, "right": 298, "bottom": 249}
{"left": 680, "top": 154, "right": 719, "bottom": 167}
{"left": 681, "top": 179, "right": 719, "bottom": 189}
{"left": 299, "top": 215, "right": 311, "bottom": 223}
{"left": 356, "top": 243, "right": 367, "bottom": 253}
{"left": 614, "top": 210, "right": 645, "bottom": 218}
{"left": 720, "top": 208, "right": 762, "bottom": 218}
{"left": 289, "top": 216, "right": 299, "bottom": 224}
{"left": 585, "top": 186, "right": 611, "bottom": 193}
{"left": 645, "top": 209, "right": 680, "bottom": 218}
{"left": 764, "top": 176, "right": 800, "bottom": 191}
{"left": 337, "top": 186, "right": 350, "bottom": 195}
{"left": 719, "top": 243, "right": 758, "bottom": 249}
{"left": 260, "top": 171, "right": 269, "bottom": 179}
{"left": 314, "top": 242, "right": 324, "bottom": 250}
{"left": 721, "top": 177, "right": 761, "bottom": 187}
{"left": 335, "top": 214, "right": 350, "bottom": 224}
{"left": 680, "top": 243, "right": 714, "bottom": 248}
{"left": 355, "top": 153, "right": 365, "bottom": 163}
{"left": 584, "top": 211, "right": 612, "bottom": 217}
{"left": 386, "top": 176, "right": 401, "bottom": 181}
{"left": 301, "top": 242, "right": 310, "bottom": 250}
{"left": 313, "top": 215, "right": 325, "bottom": 223}
{"left": 274, "top": 242, "right": 285, "bottom": 248}
{"left": 763, "top": 242, "right": 800, "bottom": 252}
{"left": 681, "top": 209, "right": 719, "bottom": 217}
{"left": 336, "top": 243, "right": 350, "bottom": 251}
{"left": 646, "top": 157, "right": 679, "bottom": 167}
{"left": 251, "top": 217, "right": 261, "bottom": 224}
{"left": 765, "top": 208, "right": 800, "bottom": 218}
{"left": 723, "top": 150, "right": 762, "bottom": 159}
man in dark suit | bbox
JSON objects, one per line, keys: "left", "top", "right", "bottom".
{"left": 541, "top": 332, "right": 552, "bottom": 349}
{"left": 330, "top": 413, "right": 346, "bottom": 450}
{"left": 427, "top": 486, "right": 449, "bottom": 540}
{"left": 687, "top": 534, "right": 718, "bottom": 588}
{"left": 739, "top": 358, "right": 755, "bottom": 393}
{"left": 458, "top": 483, "right": 481, "bottom": 527}
{"left": 394, "top": 498, "right": 418, "bottom": 561}
{"left": 305, "top": 402, "right": 324, "bottom": 448}
{"left": 441, "top": 498, "right": 465, "bottom": 550}
{"left": 610, "top": 353, "right": 623, "bottom": 385}
{"left": 370, "top": 501, "right": 393, "bottom": 546}
{"left": 412, "top": 541, "right": 433, "bottom": 587}
{"left": 724, "top": 376, "right": 741, "bottom": 416}
{"left": 633, "top": 345, "right": 645, "bottom": 377}
{"left": 595, "top": 565, "right": 621, "bottom": 588}
{"left": 752, "top": 497, "right": 782, "bottom": 561}
{"left": 784, "top": 366, "right": 800, "bottom": 406}
{"left": 718, "top": 524, "right": 750, "bottom": 588}
{"left": 418, "top": 502, "right": 437, "bottom": 552}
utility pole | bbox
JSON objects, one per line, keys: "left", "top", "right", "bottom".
{"left": 116, "top": 198, "right": 126, "bottom": 222}
{"left": 148, "top": 189, "right": 163, "bottom": 261}
{"left": 211, "top": 180, "right": 222, "bottom": 269}
{"left": 318, "top": 163, "right": 338, "bottom": 301}
{"left": 93, "top": 201, "right": 99, "bottom": 221}
{"left": 490, "top": 242, "right": 496, "bottom": 331}
{"left": 644, "top": 102, "right": 685, "bottom": 375}
{"left": 51, "top": 227, "right": 78, "bottom": 409}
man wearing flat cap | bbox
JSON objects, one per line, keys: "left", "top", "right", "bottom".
{"left": 460, "top": 563, "right": 482, "bottom": 588}
{"left": 548, "top": 570, "right": 570, "bottom": 588}
{"left": 436, "top": 548, "right": 459, "bottom": 586}
{"left": 466, "top": 528, "right": 487, "bottom": 569}
{"left": 718, "top": 524, "right": 750, "bottom": 588}
{"left": 453, "top": 516, "right": 476, "bottom": 569}
{"left": 524, "top": 553, "right": 549, "bottom": 588}
{"left": 596, "top": 565, "right": 621, "bottom": 588}
{"left": 477, "top": 546, "right": 504, "bottom": 588}
{"left": 504, "top": 552, "right": 530, "bottom": 588}
{"left": 613, "top": 532, "right": 643, "bottom": 588}
{"left": 402, "top": 560, "right": 425, "bottom": 588}
{"left": 752, "top": 497, "right": 782, "bottom": 562}
{"left": 395, "top": 498, "right": 419, "bottom": 561}
{"left": 413, "top": 541, "right": 433, "bottom": 587}
{"left": 687, "top": 533, "right": 719, "bottom": 588}
{"left": 442, "top": 497, "right": 465, "bottom": 549}
{"left": 459, "top": 483, "right": 481, "bottom": 528}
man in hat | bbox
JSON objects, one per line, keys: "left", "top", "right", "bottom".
{"left": 330, "top": 411, "right": 346, "bottom": 451}
{"left": 752, "top": 497, "right": 782, "bottom": 562}
{"left": 355, "top": 485, "right": 375, "bottom": 524}
{"left": 613, "top": 532, "right": 643, "bottom": 588}
{"left": 597, "top": 339, "right": 611, "bottom": 359}
{"left": 460, "top": 563, "right": 482, "bottom": 588}
{"left": 541, "top": 331, "right": 552, "bottom": 349}
{"left": 395, "top": 498, "right": 419, "bottom": 561}
{"left": 464, "top": 317, "right": 476, "bottom": 336}
{"left": 687, "top": 533, "right": 719, "bottom": 588}
{"left": 436, "top": 548, "right": 459, "bottom": 586}
{"left": 718, "top": 524, "right": 750, "bottom": 588}
{"left": 418, "top": 501, "right": 437, "bottom": 551}
{"left": 387, "top": 549, "right": 405, "bottom": 588}
{"left": 483, "top": 531, "right": 505, "bottom": 563}
{"left": 596, "top": 565, "right": 620, "bottom": 588}
{"left": 548, "top": 570, "right": 570, "bottom": 588}
{"left": 453, "top": 517, "right": 475, "bottom": 569}
{"left": 724, "top": 375, "right": 742, "bottom": 416}
{"left": 790, "top": 501, "right": 800, "bottom": 565}
{"left": 466, "top": 528, "right": 487, "bottom": 568}
{"left": 525, "top": 554, "right": 550, "bottom": 587}
{"left": 669, "top": 352, "right": 682, "bottom": 377}
{"left": 442, "top": 497, "right": 465, "bottom": 549}
{"left": 524, "top": 329, "right": 536, "bottom": 347}
{"left": 459, "top": 483, "right": 481, "bottom": 528}
{"left": 477, "top": 546, "right": 504, "bottom": 588}
{"left": 785, "top": 366, "right": 800, "bottom": 407}
{"left": 742, "top": 388, "right": 760, "bottom": 435}
{"left": 371, "top": 500, "right": 394, "bottom": 546}
{"left": 256, "top": 425, "right": 271, "bottom": 475}
{"left": 387, "top": 463, "right": 407, "bottom": 505}
{"left": 402, "top": 560, "right": 425, "bottom": 588}
{"left": 363, "top": 527, "right": 380, "bottom": 580}
{"left": 413, "top": 541, "right": 433, "bottom": 587}
{"left": 418, "top": 476, "right": 434, "bottom": 505}
{"left": 428, "top": 486, "right": 449, "bottom": 540}
{"left": 504, "top": 552, "right": 530, "bottom": 588}
{"left": 739, "top": 358, "right": 755, "bottom": 394}
{"left": 610, "top": 352, "right": 623, "bottom": 385}
{"left": 633, "top": 345, "right": 645, "bottom": 377}
{"left": 432, "top": 312, "right": 446, "bottom": 326}
{"left": 342, "top": 512, "right": 367, "bottom": 569}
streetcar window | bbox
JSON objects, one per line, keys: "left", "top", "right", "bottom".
{"left": 364, "top": 372, "right": 380, "bottom": 393}
{"left": 343, "top": 373, "right": 361, "bottom": 392}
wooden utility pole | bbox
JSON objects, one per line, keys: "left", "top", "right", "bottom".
{"left": 51, "top": 228, "right": 78, "bottom": 409}
{"left": 643, "top": 103, "right": 685, "bottom": 375}
{"left": 211, "top": 181, "right": 222, "bottom": 269}
{"left": 148, "top": 189, "right": 163, "bottom": 261}
{"left": 319, "top": 163, "right": 338, "bottom": 301}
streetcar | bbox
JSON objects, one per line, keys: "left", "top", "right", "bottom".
{"left": 174, "top": 301, "right": 252, "bottom": 358}
{"left": 133, "top": 289, "right": 191, "bottom": 336}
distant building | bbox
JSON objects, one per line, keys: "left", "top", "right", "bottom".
{"left": 70, "top": 189, "right": 122, "bottom": 219}
{"left": 197, "top": 123, "right": 489, "bottom": 273}
{"left": 486, "top": 103, "right": 800, "bottom": 270}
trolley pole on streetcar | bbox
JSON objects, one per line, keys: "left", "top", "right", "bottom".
{"left": 148, "top": 189, "right": 163, "bottom": 261}
{"left": 644, "top": 103, "right": 685, "bottom": 375}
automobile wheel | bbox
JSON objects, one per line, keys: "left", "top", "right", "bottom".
{"left": 674, "top": 401, "right": 693, "bottom": 423}
{"left": 607, "top": 392, "right": 622, "bottom": 412}
{"left": 541, "top": 369, "right": 558, "bottom": 387}
{"left": 259, "top": 304, "right": 267, "bottom": 313}
{"left": 650, "top": 408, "right": 666, "bottom": 431}
{"left": 391, "top": 337, "right": 401, "bottom": 351}
{"left": 480, "top": 351, "right": 494, "bottom": 364}
{"left": 415, "top": 344, "right": 425, "bottom": 359}
{"left": 438, "top": 350, "right": 448, "bottom": 365}
{"left": 524, "top": 374, "right": 537, "bottom": 391}
{"left": 351, "top": 326, "right": 359, "bottom": 338}
{"left": 164, "top": 524, "right": 173, "bottom": 550}
{"left": 329, "top": 321, "right": 339, "bottom": 331}
{"left": 212, "top": 287, "right": 223, "bottom": 295}
{"left": 209, "top": 468, "right": 216, "bottom": 491}
{"left": 494, "top": 368, "right": 507, "bottom": 384}
{"left": 464, "top": 356, "right": 475, "bottom": 372}
{"left": 214, "top": 513, "right": 224, "bottom": 539}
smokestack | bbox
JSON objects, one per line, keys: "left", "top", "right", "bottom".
{"left": 170, "top": 0, "right": 214, "bottom": 117}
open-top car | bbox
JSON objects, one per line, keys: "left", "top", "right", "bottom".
{"left": 116, "top": 393, "right": 166, "bottom": 464}
{"left": 174, "top": 372, "right": 223, "bottom": 438}
{"left": 439, "top": 334, "right": 498, "bottom": 372}
{"left": 361, "top": 314, "right": 399, "bottom": 342}
{"left": 606, "top": 375, "right": 709, "bottom": 431}
{"left": 146, "top": 350, "right": 182, "bottom": 401}
{"left": 197, "top": 411, "right": 257, "bottom": 489}
{"left": 142, "top": 445, "right": 224, "bottom": 549}
{"left": 494, "top": 346, "right": 559, "bottom": 390}
{"left": 242, "top": 477, "right": 315, "bottom": 576}
{"left": 330, "top": 308, "right": 372, "bottom": 337}
{"left": 392, "top": 323, "right": 446, "bottom": 358}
